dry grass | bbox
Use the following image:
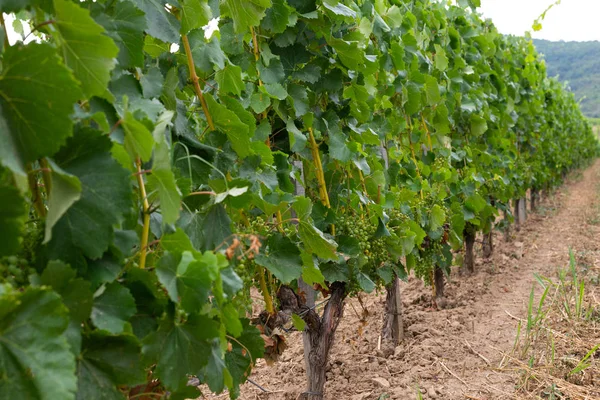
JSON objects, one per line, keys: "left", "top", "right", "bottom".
{"left": 502, "top": 250, "right": 600, "bottom": 399}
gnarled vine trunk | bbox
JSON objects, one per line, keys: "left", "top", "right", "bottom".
{"left": 277, "top": 283, "right": 347, "bottom": 400}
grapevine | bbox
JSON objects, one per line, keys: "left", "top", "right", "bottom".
{"left": 0, "top": 0, "right": 597, "bottom": 399}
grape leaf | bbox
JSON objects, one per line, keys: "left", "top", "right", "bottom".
{"left": 298, "top": 222, "right": 338, "bottom": 260}
{"left": 94, "top": 0, "right": 147, "bottom": 69}
{"left": 76, "top": 332, "right": 145, "bottom": 400}
{"left": 262, "top": 0, "right": 291, "bottom": 33}
{"left": 46, "top": 128, "right": 131, "bottom": 261}
{"left": 91, "top": 282, "right": 136, "bottom": 334}
{"left": 0, "top": 286, "right": 77, "bottom": 400}
{"left": 0, "top": 44, "right": 80, "bottom": 169}
{"left": 215, "top": 63, "right": 244, "bottom": 96}
{"left": 142, "top": 314, "right": 219, "bottom": 391}
{"left": 180, "top": 0, "right": 212, "bottom": 34}
{"left": 54, "top": 0, "right": 119, "bottom": 100}
{"left": 44, "top": 161, "right": 82, "bottom": 244}
{"left": 222, "top": 0, "right": 271, "bottom": 33}
{"left": 205, "top": 94, "right": 252, "bottom": 158}
{"left": 254, "top": 234, "right": 303, "bottom": 283}
{"left": 132, "top": 0, "right": 180, "bottom": 43}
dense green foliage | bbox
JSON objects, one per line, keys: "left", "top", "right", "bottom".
{"left": 533, "top": 39, "right": 600, "bottom": 118}
{"left": 0, "top": 0, "right": 597, "bottom": 399}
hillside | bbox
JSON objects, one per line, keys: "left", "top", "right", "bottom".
{"left": 533, "top": 39, "right": 600, "bottom": 118}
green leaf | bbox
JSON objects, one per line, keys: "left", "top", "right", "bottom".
{"left": 94, "top": 0, "right": 147, "bottom": 69}
{"left": 205, "top": 94, "right": 252, "bottom": 158}
{"left": 156, "top": 251, "right": 218, "bottom": 312}
{"left": 298, "top": 222, "right": 338, "bottom": 261}
{"left": 329, "top": 37, "right": 364, "bottom": 71}
{"left": 288, "top": 83, "right": 309, "bottom": 117}
{"left": 123, "top": 111, "right": 155, "bottom": 162}
{"left": 264, "top": 83, "right": 288, "bottom": 100}
{"left": 287, "top": 119, "right": 307, "bottom": 152}
{"left": 216, "top": 63, "right": 245, "bottom": 96}
{"left": 91, "top": 282, "right": 136, "bottom": 334}
{"left": 221, "top": 303, "right": 243, "bottom": 337}
{"left": 434, "top": 44, "right": 448, "bottom": 71}
{"left": 0, "top": 44, "right": 80, "bottom": 170}
{"left": 257, "top": 59, "right": 285, "bottom": 84}
{"left": 465, "top": 193, "right": 487, "bottom": 213}
{"left": 357, "top": 272, "right": 375, "bottom": 293}
{"left": 301, "top": 252, "right": 327, "bottom": 287}
{"left": 142, "top": 314, "right": 219, "bottom": 391}
{"left": 222, "top": 0, "right": 271, "bottom": 33}
{"left": 180, "top": 0, "right": 212, "bottom": 34}
{"left": 424, "top": 75, "right": 441, "bottom": 105}
{"left": 132, "top": 0, "right": 180, "bottom": 43}
{"left": 76, "top": 332, "right": 145, "bottom": 399}
{"left": 262, "top": 0, "right": 291, "bottom": 33}
{"left": 291, "top": 314, "right": 306, "bottom": 331}
{"left": 0, "top": 183, "right": 27, "bottom": 256}
{"left": 250, "top": 91, "right": 271, "bottom": 113}
{"left": 323, "top": 0, "right": 356, "bottom": 18}
{"left": 430, "top": 204, "right": 446, "bottom": 232}
{"left": 147, "top": 140, "right": 181, "bottom": 225}
{"left": 0, "top": 286, "right": 77, "bottom": 400}
{"left": 188, "top": 32, "right": 227, "bottom": 72}
{"left": 224, "top": 319, "right": 264, "bottom": 393}
{"left": 55, "top": 0, "right": 119, "bottom": 100}
{"left": 140, "top": 67, "right": 164, "bottom": 98}
{"left": 47, "top": 128, "right": 132, "bottom": 260}
{"left": 44, "top": 162, "right": 82, "bottom": 244}
{"left": 198, "top": 339, "right": 233, "bottom": 394}
{"left": 254, "top": 234, "right": 303, "bottom": 284}
{"left": 470, "top": 114, "right": 488, "bottom": 136}
{"left": 39, "top": 261, "right": 93, "bottom": 324}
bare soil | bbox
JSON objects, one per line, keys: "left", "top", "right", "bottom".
{"left": 228, "top": 161, "right": 600, "bottom": 400}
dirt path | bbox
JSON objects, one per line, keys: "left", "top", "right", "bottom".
{"left": 235, "top": 161, "right": 600, "bottom": 400}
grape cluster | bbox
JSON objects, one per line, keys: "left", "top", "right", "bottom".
{"left": 0, "top": 256, "right": 35, "bottom": 287}
{"left": 337, "top": 215, "right": 391, "bottom": 268}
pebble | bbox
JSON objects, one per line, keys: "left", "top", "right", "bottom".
{"left": 371, "top": 377, "right": 391, "bottom": 388}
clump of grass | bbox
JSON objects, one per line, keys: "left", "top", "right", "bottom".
{"left": 503, "top": 249, "right": 600, "bottom": 399}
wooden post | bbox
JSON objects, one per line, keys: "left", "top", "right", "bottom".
{"left": 503, "top": 209, "right": 511, "bottom": 242}
{"left": 433, "top": 266, "right": 445, "bottom": 307}
{"left": 380, "top": 141, "right": 404, "bottom": 347}
{"left": 530, "top": 188, "right": 538, "bottom": 212}
{"left": 462, "top": 225, "right": 476, "bottom": 275}
{"left": 518, "top": 198, "right": 527, "bottom": 225}
{"left": 482, "top": 230, "right": 493, "bottom": 258}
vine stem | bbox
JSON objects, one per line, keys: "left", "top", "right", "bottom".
{"left": 39, "top": 158, "right": 52, "bottom": 195}
{"left": 308, "top": 128, "right": 335, "bottom": 235}
{"left": 26, "top": 164, "right": 46, "bottom": 218}
{"left": 181, "top": 34, "right": 215, "bottom": 131}
{"left": 258, "top": 268, "right": 275, "bottom": 314}
{"left": 0, "top": 13, "right": 9, "bottom": 49}
{"left": 136, "top": 158, "right": 151, "bottom": 269}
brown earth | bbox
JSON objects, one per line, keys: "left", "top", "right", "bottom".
{"left": 218, "top": 161, "right": 600, "bottom": 400}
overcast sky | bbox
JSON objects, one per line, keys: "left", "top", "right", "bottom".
{"left": 479, "top": 0, "right": 600, "bottom": 42}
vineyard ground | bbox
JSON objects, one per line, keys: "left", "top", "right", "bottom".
{"left": 213, "top": 160, "right": 600, "bottom": 400}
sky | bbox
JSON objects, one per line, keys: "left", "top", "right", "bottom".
{"left": 479, "top": 0, "right": 600, "bottom": 42}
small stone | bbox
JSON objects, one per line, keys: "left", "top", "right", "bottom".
{"left": 427, "top": 388, "right": 437, "bottom": 398}
{"left": 372, "top": 377, "right": 391, "bottom": 388}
